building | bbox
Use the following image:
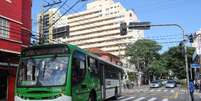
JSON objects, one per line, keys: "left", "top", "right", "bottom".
{"left": 0, "top": 0, "right": 32, "bottom": 101}
{"left": 37, "top": 8, "right": 69, "bottom": 44}
{"left": 192, "top": 29, "right": 201, "bottom": 80}
{"left": 61, "top": 0, "right": 143, "bottom": 58}
{"left": 37, "top": 0, "right": 143, "bottom": 71}
{"left": 87, "top": 48, "right": 122, "bottom": 65}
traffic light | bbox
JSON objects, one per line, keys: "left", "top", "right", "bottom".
{"left": 120, "top": 22, "right": 127, "bottom": 36}
{"left": 188, "top": 34, "right": 194, "bottom": 43}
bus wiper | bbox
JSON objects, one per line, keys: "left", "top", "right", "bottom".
{"left": 42, "top": 62, "right": 47, "bottom": 78}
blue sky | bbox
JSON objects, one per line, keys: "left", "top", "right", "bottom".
{"left": 32, "top": 0, "right": 201, "bottom": 52}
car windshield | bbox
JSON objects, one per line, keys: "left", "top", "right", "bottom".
{"left": 151, "top": 80, "right": 160, "bottom": 83}
{"left": 17, "top": 56, "right": 68, "bottom": 87}
{"left": 167, "top": 80, "right": 175, "bottom": 83}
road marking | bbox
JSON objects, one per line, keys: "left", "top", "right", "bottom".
{"left": 120, "top": 96, "right": 135, "bottom": 101}
{"left": 162, "top": 98, "right": 168, "bottom": 101}
{"left": 174, "top": 91, "right": 179, "bottom": 99}
{"left": 144, "top": 89, "right": 149, "bottom": 92}
{"left": 156, "top": 89, "right": 161, "bottom": 92}
{"left": 133, "top": 97, "right": 146, "bottom": 101}
{"left": 170, "top": 89, "right": 174, "bottom": 93}
{"left": 163, "top": 89, "right": 168, "bottom": 92}
{"left": 150, "top": 89, "right": 155, "bottom": 92}
{"left": 147, "top": 97, "right": 157, "bottom": 101}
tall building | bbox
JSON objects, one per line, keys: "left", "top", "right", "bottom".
{"left": 37, "top": 8, "right": 67, "bottom": 43}
{"left": 37, "top": 0, "right": 143, "bottom": 70}
{"left": 60, "top": 0, "right": 144, "bottom": 58}
{"left": 0, "top": 0, "right": 32, "bottom": 100}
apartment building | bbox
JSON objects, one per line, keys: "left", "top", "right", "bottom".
{"left": 59, "top": 0, "right": 144, "bottom": 58}
{"left": 37, "top": 8, "right": 69, "bottom": 43}
{"left": 37, "top": 0, "right": 143, "bottom": 66}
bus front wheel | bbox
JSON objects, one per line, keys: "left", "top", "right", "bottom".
{"left": 88, "top": 91, "right": 96, "bottom": 101}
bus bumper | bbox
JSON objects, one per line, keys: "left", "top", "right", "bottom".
{"left": 15, "top": 95, "right": 72, "bottom": 101}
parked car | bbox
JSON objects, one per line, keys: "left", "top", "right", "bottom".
{"left": 165, "top": 80, "right": 177, "bottom": 88}
{"left": 150, "top": 80, "right": 162, "bottom": 88}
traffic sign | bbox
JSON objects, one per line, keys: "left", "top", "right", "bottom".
{"left": 191, "top": 64, "right": 200, "bottom": 68}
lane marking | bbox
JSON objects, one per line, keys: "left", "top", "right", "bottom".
{"left": 156, "top": 89, "right": 161, "bottom": 92}
{"left": 133, "top": 97, "right": 146, "bottom": 101}
{"left": 170, "top": 89, "right": 174, "bottom": 93}
{"left": 147, "top": 97, "right": 157, "bottom": 101}
{"left": 174, "top": 91, "right": 179, "bottom": 99}
{"left": 120, "top": 96, "right": 135, "bottom": 101}
{"left": 150, "top": 89, "right": 155, "bottom": 92}
{"left": 162, "top": 98, "right": 168, "bottom": 101}
{"left": 163, "top": 89, "right": 168, "bottom": 92}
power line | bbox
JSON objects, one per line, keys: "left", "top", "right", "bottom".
{"left": 47, "top": 0, "right": 69, "bottom": 21}
{"left": 48, "top": 0, "right": 83, "bottom": 28}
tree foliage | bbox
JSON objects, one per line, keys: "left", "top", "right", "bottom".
{"left": 126, "top": 39, "right": 161, "bottom": 70}
{"left": 149, "top": 58, "right": 168, "bottom": 78}
{"left": 162, "top": 46, "right": 195, "bottom": 79}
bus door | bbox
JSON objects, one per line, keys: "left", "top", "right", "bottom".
{"left": 0, "top": 71, "right": 7, "bottom": 101}
{"left": 99, "top": 62, "right": 105, "bottom": 99}
{"left": 72, "top": 51, "right": 87, "bottom": 100}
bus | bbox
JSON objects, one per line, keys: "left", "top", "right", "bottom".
{"left": 15, "top": 44, "right": 124, "bottom": 101}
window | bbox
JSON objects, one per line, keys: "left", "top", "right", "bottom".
{"left": 88, "top": 57, "right": 99, "bottom": 76}
{"left": 72, "top": 51, "right": 86, "bottom": 84}
{"left": 105, "top": 65, "right": 119, "bottom": 79}
{"left": 0, "top": 18, "right": 9, "bottom": 38}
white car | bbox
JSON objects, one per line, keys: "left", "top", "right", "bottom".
{"left": 150, "top": 80, "right": 161, "bottom": 88}
{"left": 165, "top": 80, "right": 177, "bottom": 88}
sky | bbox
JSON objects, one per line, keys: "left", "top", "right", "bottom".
{"left": 32, "top": 0, "right": 201, "bottom": 52}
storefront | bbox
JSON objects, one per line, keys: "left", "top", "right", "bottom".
{"left": 0, "top": 52, "right": 19, "bottom": 101}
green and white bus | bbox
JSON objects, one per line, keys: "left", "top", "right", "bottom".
{"left": 15, "top": 44, "right": 124, "bottom": 101}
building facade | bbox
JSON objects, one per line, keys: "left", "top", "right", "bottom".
{"left": 60, "top": 0, "right": 144, "bottom": 58}
{"left": 0, "top": 0, "right": 32, "bottom": 100}
{"left": 192, "top": 29, "right": 201, "bottom": 80}
{"left": 37, "top": 8, "right": 69, "bottom": 44}
{"left": 37, "top": 0, "right": 143, "bottom": 72}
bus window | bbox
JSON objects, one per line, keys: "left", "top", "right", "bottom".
{"left": 105, "top": 65, "right": 119, "bottom": 80}
{"left": 72, "top": 51, "right": 86, "bottom": 84}
{"left": 88, "top": 57, "right": 98, "bottom": 76}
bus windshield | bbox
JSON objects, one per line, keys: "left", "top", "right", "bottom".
{"left": 17, "top": 56, "right": 68, "bottom": 87}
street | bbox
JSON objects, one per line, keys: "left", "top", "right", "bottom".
{"left": 107, "top": 85, "right": 201, "bottom": 101}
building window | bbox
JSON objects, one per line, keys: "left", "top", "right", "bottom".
{"left": 0, "top": 18, "right": 9, "bottom": 38}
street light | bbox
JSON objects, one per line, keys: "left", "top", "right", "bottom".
{"left": 127, "top": 22, "right": 191, "bottom": 101}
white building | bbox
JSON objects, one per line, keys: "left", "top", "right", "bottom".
{"left": 37, "top": 8, "right": 68, "bottom": 43}
{"left": 37, "top": 0, "right": 144, "bottom": 71}
{"left": 59, "top": 0, "right": 144, "bottom": 58}
{"left": 192, "top": 29, "right": 201, "bottom": 55}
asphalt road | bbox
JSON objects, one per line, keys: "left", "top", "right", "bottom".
{"left": 106, "top": 85, "right": 201, "bottom": 101}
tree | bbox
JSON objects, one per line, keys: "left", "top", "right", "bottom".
{"left": 149, "top": 58, "right": 168, "bottom": 80}
{"left": 162, "top": 46, "right": 195, "bottom": 79}
{"left": 125, "top": 39, "right": 162, "bottom": 83}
